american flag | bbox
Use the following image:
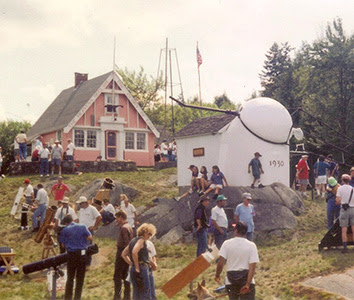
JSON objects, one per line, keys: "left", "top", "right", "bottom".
{"left": 196, "top": 46, "right": 203, "bottom": 67}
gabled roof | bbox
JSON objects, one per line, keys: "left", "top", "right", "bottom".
{"left": 27, "top": 71, "right": 159, "bottom": 140}
{"left": 174, "top": 114, "right": 236, "bottom": 138}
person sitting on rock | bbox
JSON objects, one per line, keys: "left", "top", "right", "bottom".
{"left": 174, "top": 165, "right": 200, "bottom": 201}
{"left": 202, "top": 165, "right": 228, "bottom": 199}
{"left": 197, "top": 166, "right": 209, "bottom": 194}
{"left": 100, "top": 198, "right": 116, "bottom": 226}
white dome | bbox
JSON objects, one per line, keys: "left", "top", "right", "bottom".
{"left": 238, "top": 97, "right": 293, "bottom": 143}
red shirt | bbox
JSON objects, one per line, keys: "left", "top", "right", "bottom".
{"left": 296, "top": 159, "right": 309, "bottom": 179}
{"left": 51, "top": 183, "right": 70, "bottom": 201}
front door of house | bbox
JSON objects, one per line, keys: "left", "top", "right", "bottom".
{"left": 106, "top": 131, "right": 117, "bottom": 160}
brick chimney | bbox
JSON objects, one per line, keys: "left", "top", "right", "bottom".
{"left": 74, "top": 72, "right": 88, "bottom": 88}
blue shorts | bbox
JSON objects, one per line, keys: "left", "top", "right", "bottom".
{"left": 52, "top": 158, "right": 61, "bottom": 166}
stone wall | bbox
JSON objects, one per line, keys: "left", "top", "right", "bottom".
{"left": 9, "top": 160, "right": 137, "bottom": 176}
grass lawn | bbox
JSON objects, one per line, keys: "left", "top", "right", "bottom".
{"left": 0, "top": 169, "right": 353, "bottom": 299}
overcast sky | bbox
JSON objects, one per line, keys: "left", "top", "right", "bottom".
{"left": 0, "top": 0, "right": 353, "bottom": 124}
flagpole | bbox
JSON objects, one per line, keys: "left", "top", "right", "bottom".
{"left": 197, "top": 41, "right": 202, "bottom": 106}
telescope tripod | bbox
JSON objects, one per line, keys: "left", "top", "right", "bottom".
{"left": 51, "top": 266, "right": 64, "bottom": 300}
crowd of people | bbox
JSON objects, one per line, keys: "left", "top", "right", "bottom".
{"left": 153, "top": 139, "right": 177, "bottom": 163}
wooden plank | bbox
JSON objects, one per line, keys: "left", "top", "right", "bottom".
{"left": 11, "top": 187, "right": 24, "bottom": 216}
{"left": 161, "top": 250, "right": 217, "bottom": 299}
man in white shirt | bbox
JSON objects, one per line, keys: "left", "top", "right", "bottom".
{"left": 336, "top": 174, "right": 354, "bottom": 253}
{"left": 54, "top": 197, "right": 78, "bottom": 253}
{"left": 215, "top": 221, "right": 259, "bottom": 300}
{"left": 21, "top": 179, "right": 34, "bottom": 229}
{"left": 15, "top": 130, "right": 27, "bottom": 161}
{"left": 120, "top": 194, "right": 138, "bottom": 232}
{"left": 39, "top": 145, "right": 50, "bottom": 177}
{"left": 32, "top": 184, "right": 49, "bottom": 232}
{"left": 66, "top": 139, "right": 75, "bottom": 161}
{"left": 211, "top": 194, "right": 229, "bottom": 249}
{"left": 76, "top": 196, "right": 102, "bottom": 265}
{"left": 51, "top": 140, "right": 63, "bottom": 175}
{"left": 160, "top": 139, "right": 168, "bottom": 162}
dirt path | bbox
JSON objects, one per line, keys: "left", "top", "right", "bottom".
{"left": 302, "top": 268, "right": 354, "bottom": 300}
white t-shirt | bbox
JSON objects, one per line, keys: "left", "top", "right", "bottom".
{"left": 39, "top": 148, "right": 50, "bottom": 159}
{"left": 78, "top": 205, "right": 101, "bottom": 228}
{"left": 146, "top": 240, "right": 156, "bottom": 259}
{"left": 160, "top": 143, "right": 168, "bottom": 155}
{"left": 55, "top": 206, "right": 78, "bottom": 226}
{"left": 103, "top": 203, "right": 115, "bottom": 215}
{"left": 211, "top": 205, "right": 228, "bottom": 228}
{"left": 14, "top": 139, "right": 19, "bottom": 150}
{"left": 337, "top": 184, "right": 354, "bottom": 206}
{"left": 66, "top": 142, "right": 75, "bottom": 156}
{"left": 219, "top": 237, "right": 260, "bottom": 284}
{"left": 24, "top": 184, "right": 34, "bottom": 197}
{"left": 120, "top": 201, "right": 136, "bottom": 228}
{"left": 36, "top": 188, "right": 49, "bottom": 206}
{"left": 16, "top": 133, "right": 27, "bottom": 143}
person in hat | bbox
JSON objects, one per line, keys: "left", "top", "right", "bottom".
{"left": 54, "top": 197, "right": 78, "bottom": 253}
{"left": 211, "top": 194, "right": 229, "bottom": 249}
{"left": 336, "top": 174, "right": 354, "bottom": 253}
{"left": 234, "top": 193, "right": 255, "bottom": 241}
{"left": 248, "top": 152, "right": 265, "bottom": 188}
{"left": 66, "top": 139, "right": 75, "bottom": 161}
{"left": 51, "top": 140, "right": 63, "bottom": 175}
{"left": 350, "top": 166, "right": 354, "bottom": 187}
{"left": 31, "top": 183, "right": 49, "bottom": 232}
{"left": 76, "top": 196, "right": 102, "bottom": 265}
{"left": 296, "top": 154, "right": 310, "bottom": 198}
{"left": 215, "top": 221, "right": 259, "bottom": 300}
{"left": 194, "top": 196, "right": 210, "bottom": 257}
{"left": 326, "top": 177, "right": 341, "bottom": 230}
{"left": 160, "top": 139, "right": 169, "bottom": 162}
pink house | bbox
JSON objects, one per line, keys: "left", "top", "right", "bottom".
{"left": 27, "top": 71, "right": 160, "bottom": 166}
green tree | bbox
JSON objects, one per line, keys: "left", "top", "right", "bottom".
{"left": 116, "top": 66, "right": 164, "bottom": 110}
{"left": 0, "top": 120, "right": 31, "bottom": 173}
{"left": 214, "top": 93, "right": 236, "bottom": 110}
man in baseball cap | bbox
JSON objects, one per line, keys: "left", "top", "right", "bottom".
{"left": 234, "top": 193, "right": 255, "bottom": 241}
{"left": 211, "top": 195, "right": 228, "bottom": 249}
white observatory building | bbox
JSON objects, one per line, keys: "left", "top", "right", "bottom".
{"left": 175, "top": 97, "right": 295, "bottom": 187}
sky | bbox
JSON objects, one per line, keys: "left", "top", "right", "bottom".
{"left": 0, "top": 0, "right": 353, "bottom": 124}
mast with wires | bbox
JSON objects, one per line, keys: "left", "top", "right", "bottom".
{"left": 156, "top": 38, "right": 184, "bottom": 136}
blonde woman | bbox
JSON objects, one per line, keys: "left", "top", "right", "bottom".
{"left": 122, "top": 223, "right": 156, "bottom": 300}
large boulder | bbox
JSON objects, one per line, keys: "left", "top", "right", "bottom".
{"left": 73, "top": 178, "right": 138, "bottom": 206}
{"left": 137, "top": 183, "right": 304, "bottom": 242}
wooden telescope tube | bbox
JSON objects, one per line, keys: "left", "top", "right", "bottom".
{"left": 34, "top": 206, "right": 57, "bottom": 243}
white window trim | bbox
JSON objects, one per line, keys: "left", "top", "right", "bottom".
{"left": 124, "top": 131, "right": 148, "bottom": 152}
{"left": 73, "top": 128, "right": 99, "bottom": 150}
{"left": 104, "top": 93, "right": 119, "bottom": 114}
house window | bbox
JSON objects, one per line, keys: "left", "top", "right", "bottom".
{"left": 87, "top": 130, "right": 97, "bottom": 148}
{"left": 74, "top": 129, "right": 98, "bottom": 149}
{"left": 125, "top": 132, "right": 134, "bottom": 149}
{"left": 125, "top": 132, "right": 147, "bottom": 150}
{"left": 105, "top": 94, "right": 119, "bottom": 113}
{"left": 74, "top": 130, "right": 84, "bottom": 147}
{"left": 137, "top": 133, "right": 146, "bottom": 150}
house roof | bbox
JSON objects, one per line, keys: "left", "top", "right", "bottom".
{"left": 27, "top": 71, "right": 159, "bottom": 140}
{"left": 174, "top": 114, "right": 236, "bottom": 138}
